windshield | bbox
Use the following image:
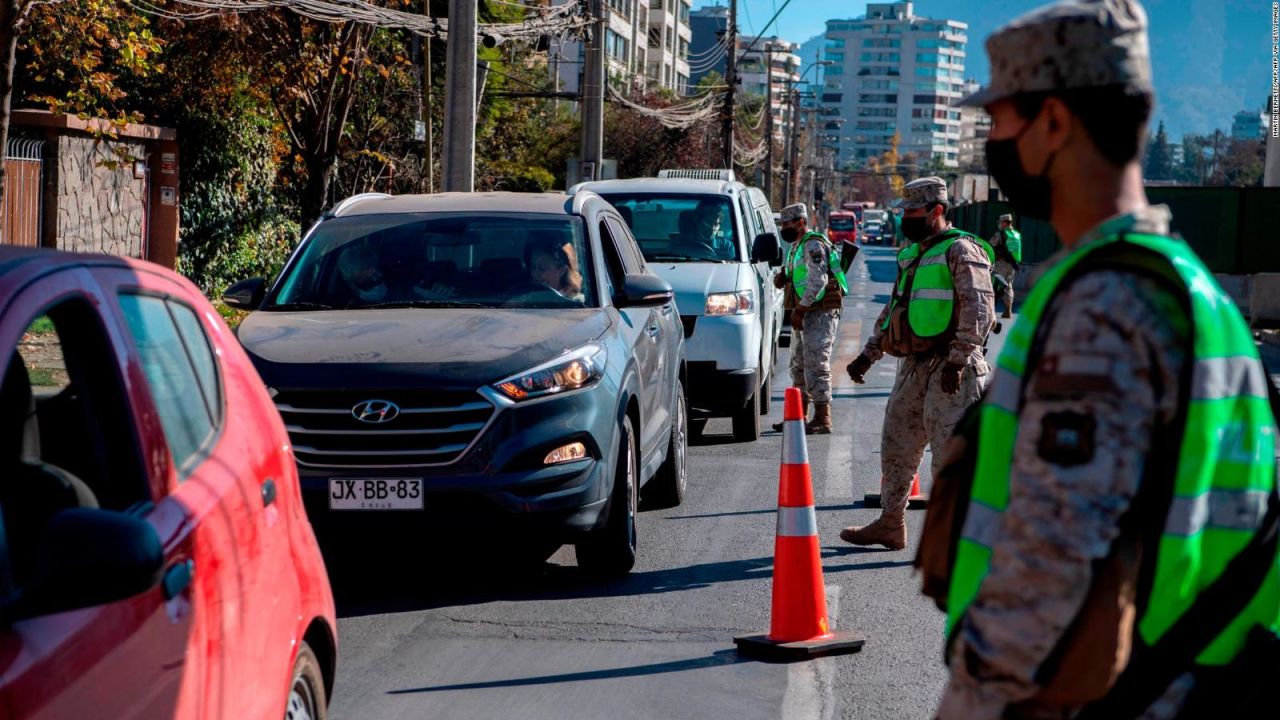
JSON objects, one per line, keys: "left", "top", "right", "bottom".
{"left": 268, "top": 213, "right": 596, "bottom": 310}
{"left": 829, "top": 216, "right": 856, "bottom": 231}
{"left": 600, "top": 193, "right": 740, "bottom": 263}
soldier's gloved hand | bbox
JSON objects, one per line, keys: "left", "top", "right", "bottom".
{"left": 940, "top": 362, "right": 966, "bottom": 395}
{"left": 846, "top": 354, "right": 872, "bottom": 384}
{"left": 773, "top": 272, "right": 788, "bottom": 289}
{"left": 790, "top": 306, "right": 808, "bottom": 330}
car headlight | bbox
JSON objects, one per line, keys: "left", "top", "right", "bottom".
{"left": 705, "top": 290, "right": 754, "bottom": 316}
{"left": 493, "top": 343, "right": 606, "bottom": 401}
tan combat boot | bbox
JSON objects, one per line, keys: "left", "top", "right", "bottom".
{"left": 805, "top": 402, "right": 832, "bottom": 435}
{"left": 839, "top": 511, "right": 907, "bottom": 550}
{"left": 772, "top": 393, "right": 809, "bottom": 432}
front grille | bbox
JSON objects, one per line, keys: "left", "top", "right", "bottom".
{"left": 274, "top": 389, "right": 495, "bottom": 468}
{"left": 680, "top": 315, "right": 697, "bottom": 338}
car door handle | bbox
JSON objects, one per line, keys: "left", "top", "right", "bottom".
{"left": 646, "top": 324, "right": 660, "bottom": 338}
{"left": 163, "top": 559, "right": 194, "bottom": 600}
{"left": 261, "top": 478, "right": 277, "bottom": 507}
{"left": 661, "top": 304, "right": 674, "bottom": 316}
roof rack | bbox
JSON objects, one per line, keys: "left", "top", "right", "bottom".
{"left": 325, "top": 192, "right": 392, "bottom": 218}
{"left": 657, "top": 169, "right": 736, "bottom": 182}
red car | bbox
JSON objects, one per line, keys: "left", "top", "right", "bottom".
{"left": 0, "top": 247, "right": 336, "bottom": 719}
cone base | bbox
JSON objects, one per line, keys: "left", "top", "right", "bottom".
{"left": 733, "top": 630, "right": 866, "bottom": 662}
{"left": 863, "top": 492, "right": 928, "bottom": 509}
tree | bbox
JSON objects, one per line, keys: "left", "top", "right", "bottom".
{"left": 1214, "top": 138, "right": 1265, "bottom": 187}
{"left": 5, "top": 0, "right": 163, "bottom": 236}
{"left": 1144, "top": 121, "right": 1173, "bottom": 180}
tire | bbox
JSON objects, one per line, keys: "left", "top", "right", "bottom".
{"left": 645, "top": 381, "right": 687, "bottom": 508}
{"left": 285, "top": 642, "right": 327, "bottom": 720}
{"left": 758, "top": 371, "right": 771, "bottom": 416}
{"left": 732, "top": 373, "right": 761, "bottom": 442}
{"left": 575, "top": 415, "right": 638, "bottom": 576}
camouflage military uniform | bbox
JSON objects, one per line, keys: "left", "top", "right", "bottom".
{"left": 796, "top": 234, "right": 840, "bottom": 405}
{"left": 989, "top": 228, "right": 1018, "bottom": 312}
{"left": 863, "top": 233, "right": 994, "bottom": 513}
{"left": 939, "top": 207, "right": 1194, "bottom": 720}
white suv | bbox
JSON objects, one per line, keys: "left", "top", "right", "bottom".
{"left": 570, "top": 170, "right": 784, "bottom": 441}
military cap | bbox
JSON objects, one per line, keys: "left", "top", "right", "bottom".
{"left": 779, "top": 203, "right": 808, "bottom": 223}
{"left": 999, "top": 213, "right": 1014, "bottom": 223}
{"left": 900, "top": 177, "right": 949, "bottom": 210}
{"left": 958, "top": 0, "right": 1153, "bottom": 108}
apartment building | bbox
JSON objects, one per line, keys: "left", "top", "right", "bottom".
{"left": 821, "top": 1, "right": 968, "bottom": 168}
{"left": 736, "top": 37, "right": 801, "bottom": 144}
{"left": 688, "top": 4, "right": 728, "bottom": 88}
{"left": 956, "top": 78, "right": 990, "bottom": 169}
{"left": 553, "top": 0, "right": 691, "bottom": 95}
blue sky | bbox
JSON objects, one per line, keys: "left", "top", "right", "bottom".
{"left": 694, "top": 0, "right": 1276, "bottom": 139}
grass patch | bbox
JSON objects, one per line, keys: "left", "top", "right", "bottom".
{"left": 26, "top": 316, "right": 55, "bottom": 335}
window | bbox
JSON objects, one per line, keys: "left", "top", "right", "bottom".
{"left": 4, "top": 299, "right": 147, "bottom": 513}
{"left": 607, "top": 0, "right": 631, "bottom": 19}
{"left": 119, "top": 294, "right": 219, "bottom": 478}
{"left": 606, "top": 29, "right": 630, "bottom": 61}
{"left": 269, "top": 213, "right": 598, "bottom": 309}
{"left": 678, "top": 0, "right": 689, "bottom": 24}
{"left": 599, "top": 193, "right": 741, "bottom": 262}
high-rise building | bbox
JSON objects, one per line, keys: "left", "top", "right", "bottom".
{"left": 956, "top": 78, "right": 990, "bottom": 169}
{"left": 1232, "top": 108, "right": 1267, "bottom": 140}
{"left": 553, "top": 0, "right": 691, "bottom": 96}
{"left": 822, "top": 1, "right": 968, "bottom": 168}
{"left": 736, "top": 37, "right": 801, "bottom": 146}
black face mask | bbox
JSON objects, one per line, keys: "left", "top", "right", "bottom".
{"left": 901, "top": 215, "right": 934, "bottom": 243}
{"left": 985, "top": 122, "right": 1056, "bottom": 221}
{"left": 781, "top": 226, "right": 799, "bottom": 244}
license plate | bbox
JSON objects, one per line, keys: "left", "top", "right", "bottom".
{"left": 328, "top": 478, "right": 423, "bottom": 510}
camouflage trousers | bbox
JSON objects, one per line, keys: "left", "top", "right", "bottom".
{"left": 788, "top": 309, "right": 841, "bottom": 404}
{"left": 994, "top": 260, "right": 1017, "bottom": 311}
{"left": 880, "top": 356, "right": 986, "bottom": 515}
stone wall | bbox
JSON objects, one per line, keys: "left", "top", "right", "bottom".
{"left": 55, "top": 134, "right": 147, "bottom": 258}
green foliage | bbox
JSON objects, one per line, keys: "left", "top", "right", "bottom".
{"left": 1144, "top": 121, "right": 1173, "bottom": 181}
{"left": 488, "top": 160, "right": 555, "bottom": 192}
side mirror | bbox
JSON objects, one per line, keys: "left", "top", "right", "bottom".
{"left": 14, "top": 508, "right": 164, "bottom": 620}
{"left": 617, "top": 273, "right": 674, "bottom": 308}
{"left": 222, "top": 277, "right": 267, "bottom": 311}
{"left": 751, "top": 232, "right": 782, "bottom": 267}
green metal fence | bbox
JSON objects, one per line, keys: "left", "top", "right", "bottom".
{"left": 950, "top": 187, "right": 1280, "bottom": 274}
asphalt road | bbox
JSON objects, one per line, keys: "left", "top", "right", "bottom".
{"left": 324, "top": 245, "right": 1005, "bottom": 719}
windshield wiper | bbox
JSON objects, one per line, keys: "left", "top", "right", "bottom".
{"left": 646, "top": 253, "right": 730, "bottom": 263}
{"left": 355, "top": 300, "right": 490, "bottom": 309}
{"left": 266, "top": 301, "right": 335, "bottom": 311}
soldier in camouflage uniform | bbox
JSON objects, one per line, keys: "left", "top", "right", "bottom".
{"left": 988, "top": 213, "right": 1021, "bottom": 318}
{"left": 935, "top": 2, "right": 1279, "bottom": 718}
{"left": 771, "top": 203, "right": 845, "bottom": 434}
{"left": 841, "top": 178, "right": 994, "bottom": 550}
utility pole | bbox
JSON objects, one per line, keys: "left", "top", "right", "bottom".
{"left": 442, "top": 0, "right": 477, "bottom": 191}
{"left": 721, "top": 0, "right": 737, "bottom": 170}
{"left": 422, "top": 13, "right": 434, "bottom": 193}
{"left": 787, "top": 88, "right": 802, "bottom": 205}
{"left": 763, "top": 42, "right": 774, "bottom": 205}
{"left": 579, "top": 0, "right": 605, "bottom": 182}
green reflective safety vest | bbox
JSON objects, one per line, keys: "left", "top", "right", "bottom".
{"left": 1002, "top": 228, "right": 1023, "bottom": 264}
{"left": 881, "top": 229, "right": 987, "bottom": 339}
{"left": 789, "top": 231, "right": 849, "bottom": 301}
{"left": 946, "top": 232, "right": 1279, "bottom": 668}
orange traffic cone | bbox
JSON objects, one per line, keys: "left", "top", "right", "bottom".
{"left": 863, "top": 473, "right": 928, "bottom": 509}
{"left": 735, "top": 387, "right": 865, "bottom": 661}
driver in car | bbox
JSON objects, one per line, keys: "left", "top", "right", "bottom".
{"left": 513, "top": 235, "right": 585, "bottom": 304}
{"left": 337, "top": 241, "right": 389, "bottom": 304}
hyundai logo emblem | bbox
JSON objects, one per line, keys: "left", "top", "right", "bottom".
{"left": 352, "top": 399, "right": 400, "bottom": 424}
